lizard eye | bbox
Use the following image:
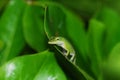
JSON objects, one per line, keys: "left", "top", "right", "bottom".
{"left": 56, "top": 38, "right": 59, "bottom": 40}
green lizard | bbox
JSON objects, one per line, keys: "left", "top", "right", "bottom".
{"left": 48, "top": 36, "right": 76, "bottom": 63}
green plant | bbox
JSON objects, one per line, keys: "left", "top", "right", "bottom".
{"left": 0, "top": 0, "right": 120, "bottom": 80}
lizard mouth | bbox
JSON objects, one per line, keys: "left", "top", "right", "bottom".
{"left": 48, "top": 41, "right": 56, "bottom": 44}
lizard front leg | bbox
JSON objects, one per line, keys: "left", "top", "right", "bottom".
{"left": 65, "top": 50, "right": 69, "bottom": 57}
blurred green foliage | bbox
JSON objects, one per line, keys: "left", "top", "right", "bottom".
{"left": 0, "top": 0, "right": 120, "bottom": 80}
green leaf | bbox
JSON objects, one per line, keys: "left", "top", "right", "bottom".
{"left": 0, "top": 50, "right": 67, "bottom": 80}
{"left": 47, "top": 5, "right": 66, "bottom": 36}
{"left": 103, "top": 43, "right": 120, "bottom": 80}
{"left": 23, "top": 5, "right": 47, "bottom": 52}
{"left": 87, "top": 19, "right": 105, "bottom": 78}
{"left": 0, "top": 0, "right": 25, "bottom": 65}
{"left": 65, "top": 7, "right": 88, "bottom": 63}
{"left": 55, "top": 49, "right": 94, "bottom": 80}
{"left": 95, "top": 7, "right": 120, "bottom": 58}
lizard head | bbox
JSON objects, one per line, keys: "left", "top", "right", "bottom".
{"left": 48, "top": 37, "right": 64, "bottom": 46}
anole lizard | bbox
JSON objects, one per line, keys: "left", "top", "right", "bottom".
{"left": 48, "top": 36, "right": 76, "bottom": 63}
